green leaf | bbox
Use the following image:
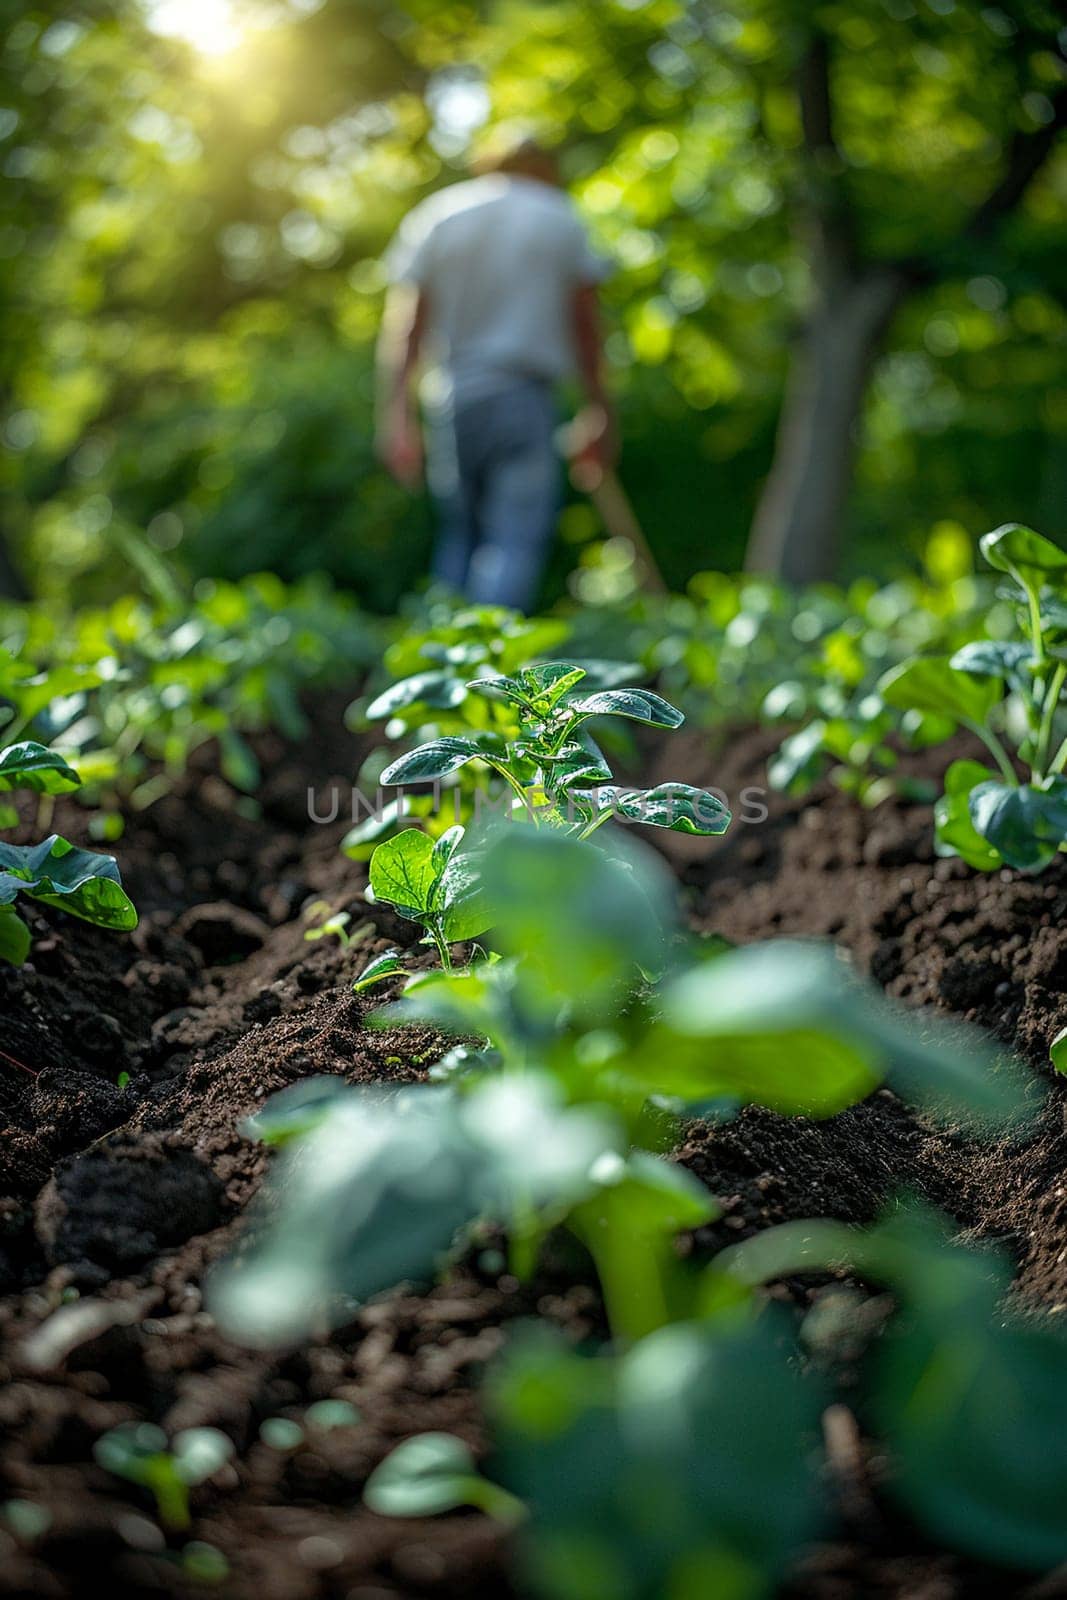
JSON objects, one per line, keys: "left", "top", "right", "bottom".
{"left": 491, "top": 1316, "right": 825, "bottom": 1599}
{"left": 879, "top": 656, "right": 1001, "bottom": 728}
{"left": 589, "top": 783, "right": 731, "bottom": 836}
{"left": 0, "top": 742, "right": 81, "bottom": 795}
{"left": 948, "top": 640, "right": 1034, "bottom": 689}
{"left": 465, "top": 673, "right": 534, "bottom": 709}
{"left": 365, "top": 671, "right": 467, "bottom": 720}
{"left": 0, "top": 905, "right": 31, "bottom": 966}
{"left": 968, "top": 778, "right": 1067, "bottom": 873}
{"left": 1051, "top": 1027, "right": 1067, "bottom": 1075}
{"left": 240, "top": 1075, "right": 353, "bottom": 1145}
{"left": 353, "top": 949, "right": 409, "bottom": 993}
{"left": 430, "top": 824, "right": 464, "bottom": 878}
{"left": 934, "top": 760, "right": 1002, "bottom": 871}
{"left": 363, "top": 1433, "right": 522, "bottom": 1523}
{"left": 369, "top": 828, "right": 437, "bottom": 916}
{"left": 767, "top": 721, "right": 828, "bottom": 795}
{"left": 869, "top": 1218, "right": 1067, "bottom": 1572}
{"left": 980, "top": 524, "right": 1067, "bottom": 594}
{"left": 478, "top": 827, "right": 675, "bottom": 1017}
{"left": 659, "top": 940, "right": 1033, "bottom": 1130}
{"left": 218, "top": 727, "right": 261, "bottom": 793}
{"left": 364, "top": 1434, "right": 485, "bottom": 1517}
{"left": 521, "top": 662, "right": 587, "bottom": 705}
{"left": 434, "top": 850, "right": 493, "bottom": 943}
{"left": 381, "top": 737, "right": 494, "bottom": 785}
{"left": 567, "top": 688, "right": 685, "bottom": 729}
{"left": 0, "top": 836, "right": 138, "bottom": 931}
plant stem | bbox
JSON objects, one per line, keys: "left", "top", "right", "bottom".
{"left": 1049, "top": 733, "right": 1067, "bottom": 777}
{"left": 429, "top": 921, "right": 452, "bottom": 971}
{"left": 468, "top": 1479, "right": 528, "bottom": 1527}
{"left": 483, "top": 761, "right": 532, "bottom": 813}
{"left": 577, "top": 806, "right": 615, "bottom": 841}
{"left": 1033, "top": 660, "right": 1067, "bottom": 781}
{"left": 1026, "top": 586, "right": 1047, "bottom": 668}
{"left": 963, "top": 720, "right": 1017, "bottom": 786}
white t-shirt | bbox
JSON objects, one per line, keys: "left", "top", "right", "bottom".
{"left": 385, "top": 174, "right": 610, "bottom": 406}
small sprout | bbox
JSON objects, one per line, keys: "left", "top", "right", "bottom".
{"left": 93, "top": 1423, "right": 234, "bottom": 1531}
{"left": 363, "top": 1433, "right": 524, "bottom": 1525}
{"left": 181, "top": 1541, "right": 230, "bottom": 1583}
{"left": 117, "top": 1070, "right": 131, "bottom": 1089}
{"left": 2, "top": 1499, "right": 52, "bottom": 1543}
{"left": 303, "top": 902, "right": 355, "bottom": 947}
{"left": 353, "top": 948, "right": 409, "bottom": 993}
{"left": 305, "top": 1399, "right": 361, "bottom": 1431}
{"left": 259, "top": 1417, "right": 305, "bottom": 1452}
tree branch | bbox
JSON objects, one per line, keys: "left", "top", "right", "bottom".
{"left": 965, "top": 81, "right": 1067, "bottom": 240}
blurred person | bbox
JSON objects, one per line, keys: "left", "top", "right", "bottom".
{"left": 376, "top": 136, "right": 614, "bottom": 612}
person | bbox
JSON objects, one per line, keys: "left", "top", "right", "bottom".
{"left": 375, "top": 136, "right": 614, "bottom": 612}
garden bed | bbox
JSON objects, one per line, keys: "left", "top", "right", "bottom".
{"left": 2, "top": 708, "right": 1066, "bottom": 1599}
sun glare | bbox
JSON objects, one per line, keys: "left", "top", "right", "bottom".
{"left": 148, "top": 0, "right": 243, "bottom": 58}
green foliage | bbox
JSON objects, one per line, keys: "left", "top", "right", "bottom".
{"left": 1, "top": 570, "right": 375, "bottom": 825}
{"left": 3, "top": 0, "right": 1064, "bottom": 601}
{"left": 368, "top": 824, "right": 491, "bottom": 966}
{"left": 717, "top": 1206, "right": 1067, "bottom": 1573}
{"left": 0, "top": 739, "right": 137, "bottom": 965}
{"left": 491, "top": 1316, "right": 825, "bottom": 1600}
{"left": 377, "top": 661, "right": 730, "bottom": 840}
{"left": 213, "top": 827, "right": 1032, "bottom": 1360}
{"left": 879, "top": 526, "right": 1067, "bottom": 873}
{"left": 93, "top": 1423, "right": 234, "bottom": 1532}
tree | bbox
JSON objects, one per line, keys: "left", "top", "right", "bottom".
{"left": 745, "top": 10, "right": 1067, "bottom": 583}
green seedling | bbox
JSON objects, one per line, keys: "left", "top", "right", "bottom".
{"left": 209, "top": 1073, "right": 623, "bottom": 1347}
{"left": 93, "top": 1423, "right": 234, "bottom": 1532}
{"left": 367, "top": 823, "right": 490, "bottom": 969}
{"left": 378, "top": 662, "right": 730, "bottom": 841}
{"left": 364, "top": 1433, "right": 524, "bottom": 1524}
{"left": 880, "top": 524, "right": 1067, "bottom": 872}
{"left": 353, "top": 948, "right": 410, "bottom": 992}
{"left": 0, "top": 741, "right": 138, "bottom": 965}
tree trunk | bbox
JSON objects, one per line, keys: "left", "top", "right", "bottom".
{"left": 745, "top": 266, "right": 907, "bottom": 584}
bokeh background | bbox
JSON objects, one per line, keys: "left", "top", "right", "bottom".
{"left": 2, "top": 0, "right": 1065, "bottom": 611}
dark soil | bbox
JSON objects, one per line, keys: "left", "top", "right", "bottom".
{"left": 2, "top": 708, "right": 1067, "bottom": 1600}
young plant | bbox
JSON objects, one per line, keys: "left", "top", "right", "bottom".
{"left": 366, "top": 823, "right": 490, "bottom": 969}
{"left": 0, "top": 740, "right": 138, "bottom": 965}
{"left": 211, "top": 831, "right": 1030, "bottom": 1354}
{"left": 93, "top": 1423, "right": 234, "bottom": 1532}
{"left": 376, "top": 662, "right": 730, "bottom": 841}
{"left": 880, "top": 524, "right": 1067, "bottom": 872}
{"left": 363, "top": 1433, "right": 524, "bottom": 1525}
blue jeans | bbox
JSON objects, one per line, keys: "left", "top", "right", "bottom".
{"left": 426, "top": 379, "right": 560, "bottom": 613}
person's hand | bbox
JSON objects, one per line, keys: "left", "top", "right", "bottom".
{"left": 566, "top": 403, "right": 618, "bottom": 492}
{"left": 377, "top": 410, "right": 424, "bottom": 489}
